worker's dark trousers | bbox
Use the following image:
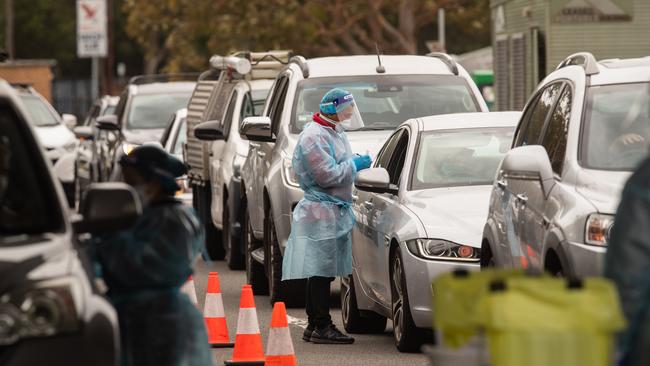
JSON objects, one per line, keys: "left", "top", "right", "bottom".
{"left": 306, "top": 276, "right": 335, "bottom": 329}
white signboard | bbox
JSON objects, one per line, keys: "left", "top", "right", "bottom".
{"left": 77, "top": 0, "right": 107, "bottom": 58}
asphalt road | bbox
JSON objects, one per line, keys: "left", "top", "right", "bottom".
{"left": 192, "top": 259, "right": 431, "bottom": 366}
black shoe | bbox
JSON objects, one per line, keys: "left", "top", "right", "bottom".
{"left": 310, "top": 324, "right": 355, "bottom": 344}
{"left": 302, "top": 325, "right": 314, "bottom": 342}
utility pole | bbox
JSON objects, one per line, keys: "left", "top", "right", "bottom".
{"left": 102, "top": 0, "right": 114, "bottom": 95}
{"left": 438, "top": 7, "right": 446, "bottom": 52}
{"left": 5, "top": 0, "right": 14, "bottom": 59}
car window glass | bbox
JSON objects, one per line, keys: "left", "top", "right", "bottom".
{"left": 173, "top": 118, "right": 187, "bottom": 156}
{"left": 375, "top": 130, "right": 402, "bottom": 169}
{"left": 222, "top": 90, "right": 238, "bottom": 139}
{"left": 0, "top": 100, "right": 63, "bottom": 237}
{"left": 84, "top": 104, "right": 100, "bottom": 126}
{"left": 241, "top": 92, "right": 255, "bottom": 122}
{"left": 270, "top": 77, "right": 289, "bottom": 135}
{"left": 387, "top": 131, "right": 409, "bottom": 186}
{"left": 541, "top": 86, "right": 572, "bottom": 176}
{"left": 514, "top": 82, "right": 563, "bottom": 147}
{"left": 19, "top": 95, "right": 60, "bottom": 127}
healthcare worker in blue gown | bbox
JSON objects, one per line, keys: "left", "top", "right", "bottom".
{"left": 93, "top": 145, "right": 213, "bottom": 366}
{"left": 282, "top": 88, "right": 372, "bottom": 344}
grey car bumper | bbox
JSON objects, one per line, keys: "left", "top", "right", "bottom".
{"left": 564, "top": 241, "right": 606, "bottom": 277}
{"left": 400, "top": 243, "right": 480, "bottom": 329}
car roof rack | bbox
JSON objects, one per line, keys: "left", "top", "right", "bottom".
{"left": 128, "top": 73, "right": 201, "bottom": 85}
{"left": 556, "top": 52, "right": 600, "bottom": 75}
{"left": 9, "top": 83, "right": 34, "bottom": 92}
{"left": 289, "top": 55, "right": 309, "bottom": 78}
{"left": 426, "top": 52, "right": 459, "bottom": 75}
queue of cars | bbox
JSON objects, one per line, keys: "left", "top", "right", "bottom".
{"left": 7, "top": 50, "right": 648, "bottom": 357}
{"left": 182, "top": 51, "right": 650, "bottom": 351}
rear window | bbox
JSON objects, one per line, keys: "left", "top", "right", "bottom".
{"left": 0, "top": 99, "right": 64, "bottom": 238}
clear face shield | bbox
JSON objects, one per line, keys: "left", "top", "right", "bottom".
{"left": 322, "top": 93, "right": 365, "bottom": 131}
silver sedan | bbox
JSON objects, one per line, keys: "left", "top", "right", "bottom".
{"left": 341, "top": 111, "right": 520, "bottom": 352}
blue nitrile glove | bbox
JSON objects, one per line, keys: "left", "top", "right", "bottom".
{"left": 352, "top": 154, "right": 372, "bottom": 171}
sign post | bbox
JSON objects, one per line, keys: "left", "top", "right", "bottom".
{"left": 77, "top": 0, "right": 107, "bottom": 101}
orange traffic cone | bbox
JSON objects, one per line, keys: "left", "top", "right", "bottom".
{"left": 266, "top": 302, "right": 297, "bottom": 366}
{"left": 204, "top": 272, "right": 234, "bottom": 348}
{"left": 181, "top": 275, "right": 199, "bottom": 308}
{"left": 225, "top": 285, "right": 265, "bottom": 366}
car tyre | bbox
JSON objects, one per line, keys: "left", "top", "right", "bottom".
{"left": 391, "top": 249, "right": 426, "bottom": 352}
{"left": 265, "top": 208, "right": 305, "bottom": 307}
{"left": 223, "top": 198, "right": 244, "bottom": 270}
{"left": 341, "top": 275, "right": 387, "bottom": 334}
{"left": 480, "top": 240, "right": 495, "bottom": 269}
{"left": 244, "top": 206, "right": 269, "bottom": 295}
{"left": 195, "top": 183, "right": 225, "bottom": 260}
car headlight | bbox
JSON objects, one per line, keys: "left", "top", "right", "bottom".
{"left": 405, "top": 239, "right": 480, "bottom": 262}
{"left": 0, "top": 279, "right": 80, "bottom": 346}
{"left": 282, "top": 158, "right": 300, "bottom": 188}
{"left": 233, "top": 154, "right": 246, "bottom": 180}
{"left": 585, "top": 213, "right": 614, "bottom": 246}
{"left": 175, "top": 176, "right": 192, "bottom": 196}
{"left": 122, "top": 142, "right": 138, "bottom": 156}
{"left": 62, "top": 141, "right": 76, "bottom": 153}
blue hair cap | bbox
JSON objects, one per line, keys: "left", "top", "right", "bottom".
{"left": 319, "top": 88, "right": 354, "bottom": 115}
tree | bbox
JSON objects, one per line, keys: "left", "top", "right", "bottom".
{"left": 121, "top": 0, "right": 491, "bottom": 73}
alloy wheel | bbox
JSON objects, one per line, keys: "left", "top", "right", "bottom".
{"left": 392, "top": 255, "right": 404, "bottom": 343}
{"left": 342, "top": 278, "right": 351, "bottom": 325}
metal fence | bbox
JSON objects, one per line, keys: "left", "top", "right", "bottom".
{"left": 52, "top": 79, "right": 93, "bottom": 120}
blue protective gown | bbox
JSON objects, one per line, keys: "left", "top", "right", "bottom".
{"left": 282, "top": 120, "right": 357, "bottom": 280}
{"left": 94, "top": 199, "right": 213, "bottom": 366}
{"left": 605, "top": 157, "right": 650, "bottom": 366}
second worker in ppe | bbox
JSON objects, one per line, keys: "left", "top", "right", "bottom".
{"left": 92, "top": 145, "right": 213, "bottom": 366}
{"left": 282, "top": 88, "right": 372, "bottom": 344}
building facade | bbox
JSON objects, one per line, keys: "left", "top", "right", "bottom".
{"left": 491, "top": 0, "right": 650, "bottom": 110}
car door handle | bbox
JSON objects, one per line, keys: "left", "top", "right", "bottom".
{"left": 496, "top": 179, "right": 507, "bottom": 190}
{"left": 363, "top": 201, "right": 374, "bottom": 210}
{"left": 256, "top": 150, "right": 266, "bottom": 157}
{"left": 352, "top": 194, "right": 358, "bottom": 202}
{"left": 250, "top": 142, "right": 261, "bottom": 148}
{"left": 516, "top": 193, "right": 528, "bottom": 203}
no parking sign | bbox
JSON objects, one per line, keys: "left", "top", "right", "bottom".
{"left": 77, "top": 0, "right": 107, "bottom": 58}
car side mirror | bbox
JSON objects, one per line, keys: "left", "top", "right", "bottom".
{"left": 95, "top": 115, "right": 120, "bottom": 132}
{"left": 194, "top": 120, "right": 225, "bottom": 141}
{"left": 501, "top": 145, "right": 555, "bottom": 197}
{"left": 240, "top": 116, "right": 275, "bottom": 142}
{"left": 62, "top": 114, "right": 78, "bottom": 129}
{"left": 73, "top": 125, "right": 94, "bottom": 141}
{"left": 355, "top": 167, "right": 398, "bottom": 195}
{"left": 73, "top": 182, "right": 142, "bottom": 234}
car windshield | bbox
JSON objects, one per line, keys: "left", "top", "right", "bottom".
{"left": 291, "top": 75, "right": 479, "bottom": 133}
{"left": 1, "top": 100, "right": 63, "bottom": 238}
{"left": 411, "top": 128, "right": 514, "bottom": 190}
{"left": 19, "top": 95, "right": 60, "bottom": 127}
{"left": 127, "top": 92, "right": 192, "bottom": 130}
{"left": 582, "top": 82, "right": 650, "bottom": 171}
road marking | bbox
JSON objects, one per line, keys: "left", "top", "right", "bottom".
{"left": 286, "top": 315, "right": 308, "bottom": 329}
